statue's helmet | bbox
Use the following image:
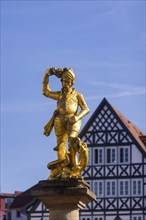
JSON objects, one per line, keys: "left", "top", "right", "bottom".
{"left": 61, "top": 68, "right": 75, "bottom": 84}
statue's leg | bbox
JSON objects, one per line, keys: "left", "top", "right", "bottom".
{"left": 54, "top": 116, "right": 68, "bottom": 162}
{"left": 68, "top": 137, "right": 77, "bottom": 167}
{"left": 68, "top": 120, "right": 82, "bottom": 167}
{"left": 56, "top": 134, "right": 68, "bottom": 162}
{"left": 49, "top": 166, "right": 61, "bottom": 179}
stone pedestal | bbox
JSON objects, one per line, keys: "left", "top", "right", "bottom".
{"left": 32, "top": 178, "right": 96, "bottom": 220}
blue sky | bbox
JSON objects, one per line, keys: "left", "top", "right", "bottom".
{"left": 1, "top": 1, "right": 145, "bottom": 193}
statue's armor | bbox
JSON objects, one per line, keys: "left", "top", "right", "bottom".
{"left": 54, "top": 89, "right": 81, "bottom": 137}
{"left": 57, "top": 89, "right": 78, "bottom": 115}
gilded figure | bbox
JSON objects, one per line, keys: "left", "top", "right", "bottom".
{"left": 42, "top": 67, "right": 89, "bottom": 179}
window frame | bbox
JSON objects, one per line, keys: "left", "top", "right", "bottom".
{"left": 132, "top": 216, "right": 142, "bottom": 220}
{"left": 119, "top": 180, "right": 129, "bottom": 197}
{"left": 106, "top": 147, "right": 117, "bottom": 164}
{"left": 80, "top": 217, "right": 92, "bottom": 220}
{"left": 93, "top": 180, "right": 104, "bottom": 197}
{"left": 94, "top": 148, "right": 104, "bottom": 165}
{"left": 16, "top": 210, "right": 21, "bottom": 218}
{"left": 93, "top": 217, "right": 103, "bottom": 220}
{"left": 106, "top": 180, "right": 117, "bottom": 197}
{"left": 119, "top": 146, "right": 130, "bottom": 164}
{"left": 132, "top": 179, "right": 142, "bottom": 196}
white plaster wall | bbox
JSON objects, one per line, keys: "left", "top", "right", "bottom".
{"left": 11, "top": 210, "right": 27, "bottom": 220}
{"left": 131, "top": 144, "right": 142, "bottom": 163}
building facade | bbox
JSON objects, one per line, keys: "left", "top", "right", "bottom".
{"left": 9, "top": 98, "right": 146, "bottom": 220}
{"left": 80, "top": 98, "right": 146, "bottom": 220}
{"left": 9, "top": 184, "right": 49, "bottom": 220}
{"left": 0, "top": 192, "right": 26, "bottom": 220}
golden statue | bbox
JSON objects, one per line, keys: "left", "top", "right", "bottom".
{"left": 42, "top": 68, "right": 90, "bottom": 179}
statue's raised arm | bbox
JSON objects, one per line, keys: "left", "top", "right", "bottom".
{"left": 42, "top": 68, "right": 63, "bottom": 100}
{"left": 42, "top": 67, "right": 90, "bottom": 180}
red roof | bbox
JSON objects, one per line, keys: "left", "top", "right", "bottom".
{"left": 113, "top": 106, "right": 146, "bottom": 152}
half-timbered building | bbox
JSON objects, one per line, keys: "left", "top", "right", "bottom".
{"left": 80, "top": 98, "right": 146, "bottom": 220}
{"left": 10, "top": 98, "right": 146, "bottom": 220}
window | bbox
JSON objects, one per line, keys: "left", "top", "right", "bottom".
{"left": 106, "top": 148, "right": 116, "bottom": 164}
{"left": 119, "top": 180, "right": 129, "bottom": 196}
{"left": 93, "top": 217, "right": 103, "bottom": 220}
{"left": 119, "top": 147, "right": 129, "bottom": 163}
{"left": 7, "top": 212, "right": 11, "bottom": 220}
{"left": 5, "top": 197, "right": 14, "bottom": 208}
{"left": 94, "top": 148, "right": 103, "bottom": 164}
{"left": 16, "top": 211, "right": 21, "bottom": 218}
{"left": 132, "top": 180, "right": 142, "bottom": 195}
{"left": 81, "top": 218, "right": 91, "bottom": 220}
{"left": 106, "top": 181, "right": 116, "bottom": 196}
{"left": 132, "top": 216, "right": 142, "bottom": 220}
{"left": 5, "top": 197, "right": 14, "bottom": 204}
{"left": 94, "top": 181, "right": 103, "bottom": 197}
{"left": 3, "top": 215, "right": 6, "bottom": 220}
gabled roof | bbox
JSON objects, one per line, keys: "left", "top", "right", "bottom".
{"left": 10, "top": 184, "right": 40, "bottom": 209}
{"left": 79, "top": 98, "right": 146, "bottom": 153}
{"left": 113, "top": 105, "right": 146, "bottom": 152}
